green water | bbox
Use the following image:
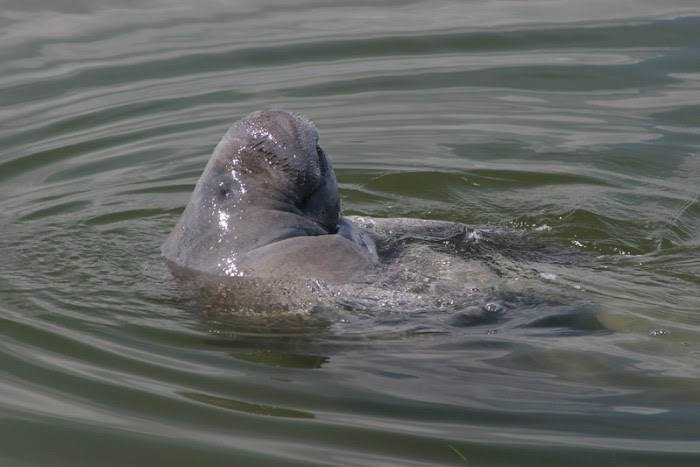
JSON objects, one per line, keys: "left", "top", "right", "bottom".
{"left": 1, "top": 1, "right": 699, "bottom": 465}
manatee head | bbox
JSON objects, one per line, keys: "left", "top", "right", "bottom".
{"left": 162, "top": 109, "right": 352, "bottom": 276}
{"left": 199, "top": 108, "right": 340, "bottom": 232}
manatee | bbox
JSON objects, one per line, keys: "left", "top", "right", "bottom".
{"left": 162, "top": 109, "right": 377, "bottom": 283}
{"left": 161, "top": 109, "right": 592, "bottom": 331}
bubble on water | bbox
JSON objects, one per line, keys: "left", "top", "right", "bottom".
{"left": 649, "top": 329, "right": 668, "bottom": 337}
{"left": 539, "top": 272, "right": 557, "bottom": 281}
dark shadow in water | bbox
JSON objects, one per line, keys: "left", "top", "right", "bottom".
{"left": 519, "top": 307, "right": 607, "bottom": 333}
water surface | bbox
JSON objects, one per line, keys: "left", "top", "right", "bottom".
{"left": 1, "top": 1, "right": 699, "bottom": 465}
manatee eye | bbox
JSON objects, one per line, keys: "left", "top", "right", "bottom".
{"left": 218, "top": 182, "right": 229, "bottom": 197}
{"left": 316, "top": 145, "right": 327, "bottom": 176}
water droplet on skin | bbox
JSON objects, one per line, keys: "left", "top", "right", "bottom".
{"left": 218, "top": 211, "right": 230, "bottom": 231}
{"left": 483, "top": 302, "right": 502, "bottom": 313}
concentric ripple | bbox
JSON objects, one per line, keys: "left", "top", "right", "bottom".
{"left": 1, "top": 1, "right": 699, "bottom": 465}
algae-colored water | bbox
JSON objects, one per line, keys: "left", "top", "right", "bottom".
{"left": 1, "top": 1, "right": 699, "bottom": 465}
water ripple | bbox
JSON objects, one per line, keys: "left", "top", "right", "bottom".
{"left": 1, "top": 2, "right": 700, "bottom": 465}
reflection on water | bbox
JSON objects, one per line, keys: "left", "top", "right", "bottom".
{"left": 1, "top": 0, "right": 699, "bottom": 465}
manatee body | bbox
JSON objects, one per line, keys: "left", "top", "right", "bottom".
{"left": 162, "top": 109, "right": 377, "bottom": 283}
{"left": 161, "top": 109, "right": 590, "bottom": 329}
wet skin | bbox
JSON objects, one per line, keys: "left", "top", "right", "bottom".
{"left": 162, "top": 109, "right": 377, "bottom": 283}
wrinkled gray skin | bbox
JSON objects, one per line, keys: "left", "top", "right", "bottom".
{"left": 162, "top": 109, "right": 377, "bottom": 283}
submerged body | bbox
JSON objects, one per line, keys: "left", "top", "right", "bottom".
{"left": 162, "top": 109, "right": 377, "bottom": 283}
